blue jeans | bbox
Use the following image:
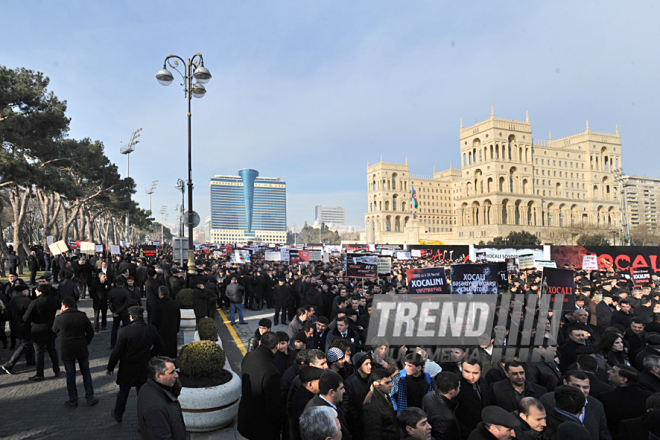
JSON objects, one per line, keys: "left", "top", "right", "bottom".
{"left": 63, "top": 357, "right": 95, "bottom": 404}
{"left": 113, "top": 384, "right": 142, "bottom": 421}
{"left": 230, "top": 303, "right": 244, "bottom": 324}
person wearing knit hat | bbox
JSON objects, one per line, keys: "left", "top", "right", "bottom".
{"left": 292, "top": 332, "right": 308, "bottom": 350}
{"left": 327, "top": 347, "right": 346, "bottom": 374}
{"left": 343, "top": 352, "right": 372, "bottom": 437}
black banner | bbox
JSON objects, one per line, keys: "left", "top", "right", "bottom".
{"left": 344, "top": 254, "right": 378, "bottom": 279}
{"left": 541, "top": 267, "right": 576, "bottom": 311}
{"left": 405, "top": 267, "right": 448, "bottom": 294}
{"left": 551, "top": 246, "right": 660, "bottom": 273}
{"left": 632, "top": 266, "right": 652, "bottom": 286}
{"left": 140, "top": 245, "right": 157, "bottom": 258}
{"left": 450, "top": 264, "right": 499, "bottom": 294}
{"left": 497, "top": 262, "right": 508, "bottom": 293}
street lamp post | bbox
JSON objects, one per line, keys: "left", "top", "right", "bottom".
{"left": 120, "top": 128, "right": 142, "bottom": 244}
{"left": 157, "top": 54, "right": 211, "bottom": 274}
{"left": 175, "top": 179, "right": 185, "bottom": 237}
{"left": 160, "top": 206, "right": 168, "bottom": 244}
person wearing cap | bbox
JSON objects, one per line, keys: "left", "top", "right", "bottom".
{"left": 344, "top": 352, "right": 373, "bottom": 440}
{"left": 362, "top": 367, "right": 399, "bottom": 440}
{"left": 275, "top": 331, "right": 296, "bottom": 376}
{"left": 327, "top": 347, "right": 347, "bottom": 374}
{"left": 273, "top": 275, "right": 292, "bottom": 326}
{"left": 23, "top": 283, "right": 62, "bottom": 381}
{"left": 304, "top": 370, "right": 351, "bottom": 440}
{"left": 422, "top": 371, "right": 461, "bottom": 440}
{"left": 292, "top": 331, "right": 308, "bottom": 351}
{"left": 106, "top": 306, "right": 164, "bottom": 423}
{"left": 247, "top": 318, "right": 272, "bottom": 352}
{"left": 289, "top": 366, "right": 324, "bottom": 440}
{"left": 51, "top": 296, "right": 98, "bottom": 408}
{"left": 2, "top": 283, "right": 34, "bottom": 374}
{"left": 596, "top": 291, "right": 615, "bottom": 335}
{"left": 467, "top": 406, "right": 520, "bottom": 440}
{"left": 393, "top": 353, "right": 437, "bottom": 415}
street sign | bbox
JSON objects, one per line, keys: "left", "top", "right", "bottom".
{"left": 185, "top": 211, "right": 200, "bottom": 228}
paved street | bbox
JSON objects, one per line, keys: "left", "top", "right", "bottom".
{"left": 0, "top": 296, "right": 288, "bottom": 440}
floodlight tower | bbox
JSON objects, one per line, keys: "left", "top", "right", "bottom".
{"left": 120, "top": 128, "right": 142, "bottom": 243}
{"left": 160, "top": 205, "right": 168, "bottom": 243}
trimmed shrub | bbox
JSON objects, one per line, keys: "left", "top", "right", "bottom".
{"left": 176, "top": 288, "right": 194, "bottom": 309}
{"left": 178, "top": 340, "right": 226, "bottom": 379}
{"left": 198, "top": 317, "right": 219, "bottom": 342}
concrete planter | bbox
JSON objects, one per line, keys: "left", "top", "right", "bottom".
{"left": 193, "top": 332, "right": 224, "bottom": 350}
{"left": 179, "top": 368, "right": 241, "bottom": 432}
{"left": 180, "top": 309, "right": 197, "bottom": 330}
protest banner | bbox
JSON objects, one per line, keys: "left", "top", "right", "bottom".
{"left": 265, "top": 251, "right": 282, "bottom": 261}
{"left": 152, "top": 241, "right": 160, "bottom": 246}
{"left": 95, "top": 244, "right": 104, "bottom": 253}
{"left": 450, "top": 264, "right": 499, "bottom": 294}
{"left": 46, "top": 236, "right": 54, "bottom": 245}
{"left": 551, "top": 245, "right": 660, "bottom": 272}
{"left": 110, "top": 245, "right": 121, "bottom": 255}
{"left": 506, "top": 258, "right": 518, "bottom": 274}
{"left": 396, "top": 251, "right": 411, "bottom": 260}
{"left": 541, "top": 267, "right": 576, "bottom": 311}
{"left": 289, "top": 249, "right": 300, "bottom": 264}
{"left": 474, "top": 245, "right": 544, "bottom": 262}
{"left": 140, "top": 245, "right": 158, "bottom": 258}
{"left": 323, "top": 252, "right": 330, "bottom": 263}
{"left": 411, "top": 249, "right": 422, "bottom": 258}
{"left": 48, "top": 240, "right": 69, "bottom": 256}
{"left": 212, "top": 251, "right": 222, "bottom": 259}
{"left": 497, "top": 262, "right": 508, "bottom": 293}
{"left": 344, "top": 254, "right": 378, "bottom": 278}
{"left": 535, "top": 260, "right": 557, "bottom": 270}
{"left": 80, "top": 242, "right": 96, "bottom": 255}
{"left": 632, "top": 266, "right": 652, "bottom": 286}
{"left": 475, "top": 252, "right": 487, "bottom": 263}
{"left": 380, "top": 249, "right": 395, "bottom": 257}
{"left": 280, "top": 248, "right": 290, "bottom": 262}
{"left": 233, "top": 250, "right": 251, "bottom": 264}
{"left": 299, "top": 250, "right": 310, "bottom": 264}
{"left": 518, "top": 254, "right": 535, "bottom": 270}
{"left": 582, "top": 255, "right": 598, "bottom": 270}
{"left": 406, "top": 267, "right": 448, "bottom": 294}
{"left": 308, "top": 250, "right": 322, "bottom": 262}
{"left": 405, "top": 245, "right": 470, "bottom": 262}
{"left": 377, "top": 256, "right": 392, "bottom": 274}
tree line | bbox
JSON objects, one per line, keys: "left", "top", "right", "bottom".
{"left": 0, "top": 65, "right": 157, "bottom": 265}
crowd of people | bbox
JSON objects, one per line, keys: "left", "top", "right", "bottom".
{"left": 2, "top": 244, "right": 660, "bottom": 440}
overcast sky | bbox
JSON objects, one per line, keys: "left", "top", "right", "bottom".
{"left": 2, "top": 1, "right": 658, "bottom": 232}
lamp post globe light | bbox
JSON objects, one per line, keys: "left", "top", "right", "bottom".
{"left": 156, "top": 53, "right": 211, "bottom": 274}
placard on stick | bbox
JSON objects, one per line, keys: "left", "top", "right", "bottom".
{"left": 48, "top": 240, "right": 69, "bottom": 256}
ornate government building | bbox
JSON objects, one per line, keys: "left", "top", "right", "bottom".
{"left": 363, "top": 109, "right": 623, "bottom": 244}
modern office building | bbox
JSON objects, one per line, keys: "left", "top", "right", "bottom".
{"left": 314, "top": 205, "right": 346, "bottom": 227}
{"left": 209, "top": 169, "right": 287, "bottom": 243}
{"left": 626, "top": 176, "right": 660, "bottom": 230}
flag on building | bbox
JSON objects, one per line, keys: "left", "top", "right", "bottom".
{"left": 412, "top": 184, "right": 418, "bottom": 209}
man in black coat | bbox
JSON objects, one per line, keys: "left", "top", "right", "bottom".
{"left": 558, "top": 327, "right": 586, "bottom": 373}
{"left": 542, "top": 385, "right": 587, "bottom": 440}
{"left": 305, "top": 370, "right": 352, "bottom": 440}
{"left": 137, "top": 356, "right": 186, "bottom": 440}
{"left": 52, "top": 296, "right": 98, "bottom": 408}
{"left": 288, "top": 366, "right": 324, "bottom": 440}
{"left": 144, "top": 269, "right": 159, "bottom": 323}
{"left": 456, "top": 359, "right": 489, "bottom": 440}
{"left": 362, "top": 368, "right": 397, "bottom": 440}
{"left": 135, "top": 260, "right": 149, "bottom": 297}
{"left": 90, "top": 272, "right": 111, "bottom": 331}
{"left": 575, "top": 353, "right": 615, "bottom": 399}
{"left": 192, "top": 279, "right": 209, "bottom": 324}
{"left": 106, "top": 306, "right": 164, "bottom": 423}
{"left": 238, "top": 332, "right": 284, "bottom": 440}
{"left": 108, "top": 277, "right": 131, "bottom": 349}
{"left": 28, "top": 251, "right": 39, "bottom": 285}
{"left": 539, "top": 370, "right": 612, "bottom": 440}
{"left": 488, "top": 361, "right": 547, "bottom": 412}
{"left": 23, "top": 284, "right": 61, "bottom": 380}
{"left": 524, "top": 346, "right": 561, "bottom": 393}
{"left": 344, "top": 352, "right": 372, "bottom": 440}
{"left": 58, "top": 271, "right": 78, "bottom": 301}
{"left": 151, "top": 286, "right": 181, "bottom": 358}
{"left": 596, "top": 292, "right": 615, "bottom": 334}
{"left": 600, "top": 364, "right": 653, "bottom": 438}
{"left": 2, "top": 284, "right": 34, "bottom": 373}
{"left": 422, "top": 372, "right": 462, "bottom": 440}
{"left": 273, "top": 277, "right": 291, "bottom": 326}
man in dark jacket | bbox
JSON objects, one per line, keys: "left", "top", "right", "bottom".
{"left": 238, "top": 332, "right": 284, "bottom": 440}
{"left": 192, "top": 279, "right": 209, "bottom": 324}
{"left": 58, "top": 271, "right": 78, "bottom": 301}
{"left": 203, "top": 270, "right": 219, "bottom": 319}
{"left": 596, "top": 292, "right": 615, "bottom": 334}
{"left": 273, "top": 277, "right": 291, "bottom": 326}
{"left": 2, "top": 283, "right": 34, "bottom": 374}
{"left": 600, "top": 364, "right": 653, "bottom": 437}
{"left": 542, "top": 385, "right": 586, "bottom": 440}
{"left": 456, "top": 359, "right": 489, "bottom": 440}
{"left": 305, "top": 370, "right": 352, "bottom": 440}
{"left": 422, "top": 372, "right": 461, "bottom": 440}
{"left": 144, "top": 269, "right": 159, "bottom": 323}
{"left": 90, "top": 272, "right": 111, "bottom": 332}
{"left": 525, "top": 346, "right": 561, "bottom": 393}
{"left": 137, "top": 356, "right": 186, "bottom": 440}
{"left": 106, "top": 306, "right": 164, "bottom": 423}
{"left": 108, "top": 277, "right": 131, "bottom": 349}
{"left": 28, "top": 251, "right": 39, "bottom": 285}
{"left": 23, "top": 284, "right": 61, "bottom": 381}
{"left": 639, "top": 355, "right": 660, "bottom": 393}
{"left": 52, "top": 296, "right": 97, "bottom": 408}
{"left": 135, "top": 260, "right": 149, "bottom": 297}
{"left": 488, "top": 361, "right": 547, "bottom": 413}
{"left": 151, "top": 286, "right": 181, "bottom": 358}
{"left": 226, "top": 276, "right": 246, "bottom": 325}
{"left": 289, "top": 366, "right": 324, "bottom": 440}
{"left": 466, "top": 406, "right": 520, "bottom": 440}
{"left": 344, "top": 352, "right": 372, "bottom": 440}
{"left": 362, "top": 368, "right": 397, "bottom": 440}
